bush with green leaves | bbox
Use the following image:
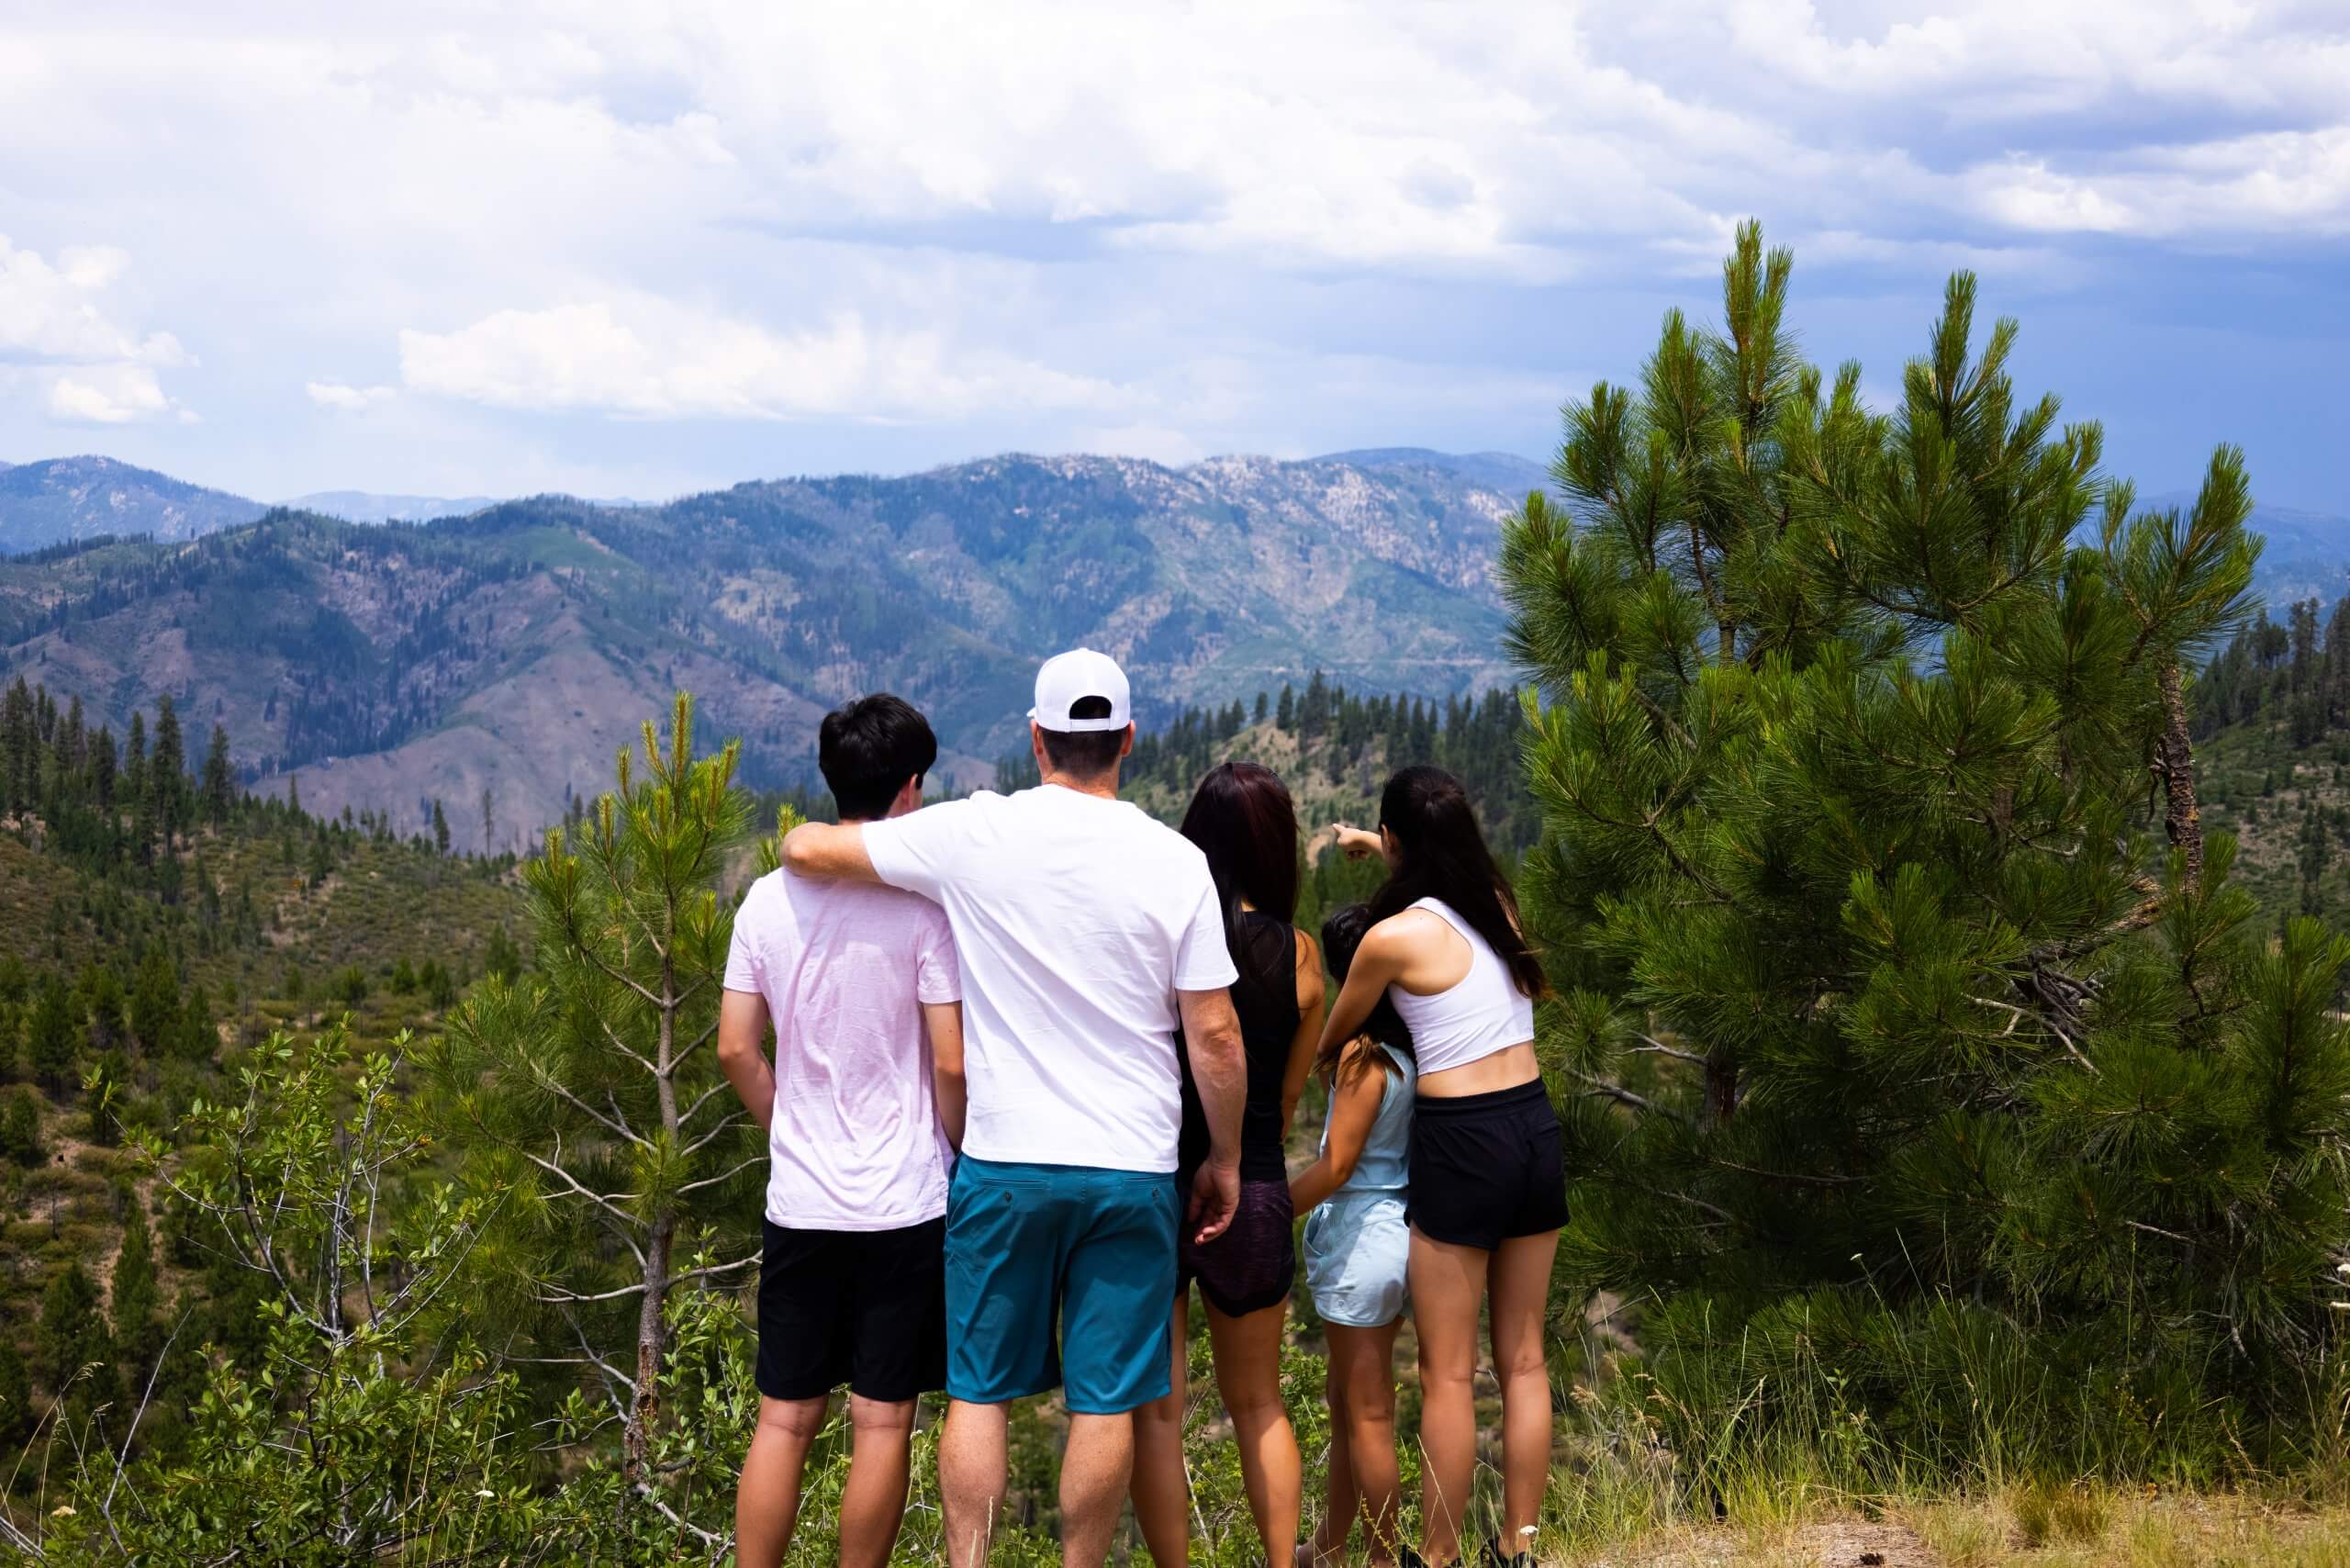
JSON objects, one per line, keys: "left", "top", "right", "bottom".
{"left": 1505, "top": 220, "right": 2350, "bottom": 1477}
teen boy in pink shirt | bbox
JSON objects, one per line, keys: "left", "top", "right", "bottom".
{"left": 717, "top": 694, "right": 964, "bottom": 1568}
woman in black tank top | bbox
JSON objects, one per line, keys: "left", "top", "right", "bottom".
{"left": 1133, "top": 763, "right": 1326, "bottom": 1568}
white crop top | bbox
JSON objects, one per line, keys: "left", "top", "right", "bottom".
{"left": 1386, "top": 897, "right": 1536, "bottom": 1075}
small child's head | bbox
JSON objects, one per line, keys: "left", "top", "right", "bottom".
{"left": 1319, "top": 902, "right": 1412, "bottom": 1081}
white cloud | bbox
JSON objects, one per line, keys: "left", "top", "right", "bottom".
{"left": 0, "top": 3, "right": 2344, "bottom": 495}
{"left": 397, "top": 297, "right": 1131, "bottom": 420}
{"left": 47, "top": 365, "right": 173, "bottom": 423}
{"left": 1, "top": 233, "right": 189, "bottom": 367}
{"left": 1, "top": 233, "right": 193, "bottom": 423}
{"left": 306, "top": 379, "right": 397, "bottom": 410}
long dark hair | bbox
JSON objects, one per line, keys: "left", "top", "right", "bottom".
{"left": 1318, "top": 903, "right": 1412, "bottom": 1083}
{"left": 1368, "top": 764, "right": 1546, "bottom": 1001}
{"left": 1179, "top": 761, "right": 1299, "bottom": 999}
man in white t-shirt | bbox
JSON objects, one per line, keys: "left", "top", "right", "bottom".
{"left": 781, "top": 647, "right": 1247, "bottom": 1568}
{"left": 718, "top": 693, "right": 965, "bottom": 1568}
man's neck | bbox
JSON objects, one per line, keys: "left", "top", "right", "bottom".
{"left": 1039, "top": 771, "right": 1121, "bottom": 801}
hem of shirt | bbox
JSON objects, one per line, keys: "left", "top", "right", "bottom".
{"left": 958, "top": 1145, "right": 1177, "bottom": 1175}
{"left": 762, "top": 1202, "right": 949, "bottom": 1233}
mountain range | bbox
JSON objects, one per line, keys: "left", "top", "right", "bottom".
{"left": 0, "top": 449, "right": 1539, "bottom": 850}
{"left": 3, "top": 445, "right": 2341, "bottom": 854}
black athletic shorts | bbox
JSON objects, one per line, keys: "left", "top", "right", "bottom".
{"left": 755, "top": 1215, "right": 946, "bottom": 1403}
{"left": 1405, "top": 1080, "right": 1568, "bottom": 1251}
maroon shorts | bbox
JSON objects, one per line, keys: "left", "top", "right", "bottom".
{"left": 1176, "top": 1175, "right": 1296, "bottom": 1317}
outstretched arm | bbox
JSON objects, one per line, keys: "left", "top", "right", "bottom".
{"left": 781, "top": 821, "right": 879, "bottom": 884}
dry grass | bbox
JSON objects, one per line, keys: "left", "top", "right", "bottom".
{"left": 1553, "top": 1487, "right": 2350, "bottom": 1566}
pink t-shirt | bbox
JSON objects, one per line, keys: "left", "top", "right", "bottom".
{"left": 723, "top": 868, "right": 961, "bottom": 1231}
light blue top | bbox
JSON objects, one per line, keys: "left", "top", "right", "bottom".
{"left": 1318, "top": 1040, "right": 1416, "bottom": 1193}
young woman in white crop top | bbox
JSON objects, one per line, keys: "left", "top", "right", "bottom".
{"left": 1319, "top": 766, "right": 1563, "bottom": 1568}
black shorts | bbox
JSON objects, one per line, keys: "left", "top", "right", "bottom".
{"left": 1406, "top": 1081, "right": 1568, "bottom": 1251}
{"left": 1176, "top": 1174, "right": 1296, "bottom": 1318}
{"left": 756, "top": 1215, "right": 946, "bottom": 1403}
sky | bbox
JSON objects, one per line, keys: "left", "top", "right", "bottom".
{"left": 0, "top": 1, "right": 2344, "bottom": 510}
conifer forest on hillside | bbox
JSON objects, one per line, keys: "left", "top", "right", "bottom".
{"left": 7, "top": 227, "right": 2350, "bottom": 1566}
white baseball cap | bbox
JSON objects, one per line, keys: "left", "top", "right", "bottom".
{"left": 1029, "top": 647, "right": 1132, "bottom": 733}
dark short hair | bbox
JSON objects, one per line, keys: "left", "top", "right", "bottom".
{"left": 819, "top": 694, "right": 936, "bottom": 821}
{"left": 1036, "top": 695, "right": 1125, "bottom": 780}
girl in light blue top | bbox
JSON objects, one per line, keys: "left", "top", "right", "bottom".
{"left": 1292, "top": 904, "right": 1416, "bottom": 1568}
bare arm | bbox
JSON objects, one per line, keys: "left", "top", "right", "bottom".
{"left": 1315, "top": 916, "right": 1417, "bottom": 1057}
{"left": 925, "top": 1001, "right": 966, "bottom": 1151}
{"left": 716, "top": 989, "right": 776, "bottom": 1136}
{"left": 1177, "top": 985, "right": 1247, "bottom": 1245}
{"left": 1289, "top": 1044, "right": 1388, "bottom": 1214}
{"left": 780, "top": 821, "right": 880, "bottom": 884}
{"left": 1278, "top": 929, "right": 1326, "bottom": 1138}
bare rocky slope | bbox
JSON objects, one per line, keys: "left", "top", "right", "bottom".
{"left": 0, "top": 450, "right": 1534, "bottom": 850}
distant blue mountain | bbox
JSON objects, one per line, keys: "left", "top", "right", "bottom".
{"left": 1316, "top": 447, "right": 1548, "bottom": 499}
{"left": 0, "top": 455, "right": 264, "bottom": 551}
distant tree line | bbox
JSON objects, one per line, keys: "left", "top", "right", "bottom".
{"left": 995, "top": 673, "right": 1538, "bottom": 848}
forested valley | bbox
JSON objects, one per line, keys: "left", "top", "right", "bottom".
{"left": 8, "top": 226, "right": 2350, "bottom": 1565}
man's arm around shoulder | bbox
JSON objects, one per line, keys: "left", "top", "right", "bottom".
{"left": 780, "top": 821, "right": 879, "bottom": 884}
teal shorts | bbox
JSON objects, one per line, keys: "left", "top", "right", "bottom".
{"left": 945, "top": 1157, "right": 1180, "bottom": 1415}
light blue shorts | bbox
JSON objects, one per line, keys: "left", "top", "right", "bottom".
{"left": 1302, "top": 1189, "right": 1410, "bottom": 1328}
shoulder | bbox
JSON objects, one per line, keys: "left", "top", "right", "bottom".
{"left": 735, "top": 868, "right": 787, "bottom": 919}
{"left": 1365, "top": 905, "right": 1444, "bottom": 951}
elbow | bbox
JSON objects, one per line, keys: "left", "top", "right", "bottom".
{"left": 1326, "top": 1148, "right": 1360, "bottom": 1185}
{"left": 779, "top": 827, "right": 815, "bottom": 876}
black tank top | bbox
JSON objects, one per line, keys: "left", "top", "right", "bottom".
{"left": 1178, "top": 911, "right": 1301, "bottom": 1182}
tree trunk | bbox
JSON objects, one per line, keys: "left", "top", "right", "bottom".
{"left": 623, "top": 1209, "right": 674, "bottom": 1485}
{"left": 1703, "top": 1050, "right": 1739, "bottom": 1128}
{"left": 2154, "top": 658, "right": 2202, "bottom": 883}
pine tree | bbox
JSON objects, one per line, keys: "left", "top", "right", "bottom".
{"left": 202, "top": 722, "right": 234, "bottom": 828}
{"left": 36, "top": 1260, "right": 107, "bottom": 1404}
{"left": 1505, "top": 223, "right": 2333, "bottom": 1464}
{"left": 0, "top": 1339, "right": 28, "bottom": 1446}
{"left": 425, "top": 693, "right": 757, "bottom": 1495}
{"left": 91, "top": 725, "right": 117, "bottom": 811}
{"left": 111, "top": 1192, "right": 162, "bottom": 1400}
{"left": 129, "top": 949, "right": 181, "bottom": 1054}
{"left": 152, "top": 694, "right": 185, "bottom": 846}
{"left": 432, "top": 797, "right": 450, "bottom": 857}
{"left": 1276, "top": 684, "right": 1295, "bottom": 732}
{"left": 1300, "top": 669, "right": 1330, "bottom": 739}
{"left": 27, "top": 973, "right": 78, "bottom": 1092}
{"left": 0, "top": 1086, "right": 40, "bottom": 1165}
{"left": 125, "top": 710, "right": 148, "bottom": 812}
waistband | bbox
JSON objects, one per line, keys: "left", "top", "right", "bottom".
{"left": 1413, "top": 1077, "right": 1551, "bottom": 1117}
{"left": 956, "top": 1156, "right": 1173, "bottom": 1185}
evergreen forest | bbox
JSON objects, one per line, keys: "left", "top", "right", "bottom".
{"left": 6, "top": 225, "right": 2350, "bottom": 1565}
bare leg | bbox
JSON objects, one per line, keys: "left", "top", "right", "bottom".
{"left": 940, "top": 1398, "right": 1008, "bottom": 1568}
{"left": 1059, "top": 1410, "right": 1136, "bottom": 1567}
{"left": 1129, "top": 1295, "right": 1192, "bottom": 1564}
{"left": 1409, "top": 1228, "right": 1491, "bottom": 1565}
{"left": 1304, "top": 1353, "right": 1357, "bottom": 1566}
{"left": 1488, "top": 1231, "right": 1561, "bottom": 1550}
{"left": 838, "top": 1394, "right": 920, "bottom": 1568}
{"left": 735, "top": 1394, "right": 829, "bottom": 1568}
{"left": 1333, "top": 1319, "right": 1404, "bottom": 1565}
{"left": 1205, "top": 1294, "right": 1303, "bottom": 1565}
